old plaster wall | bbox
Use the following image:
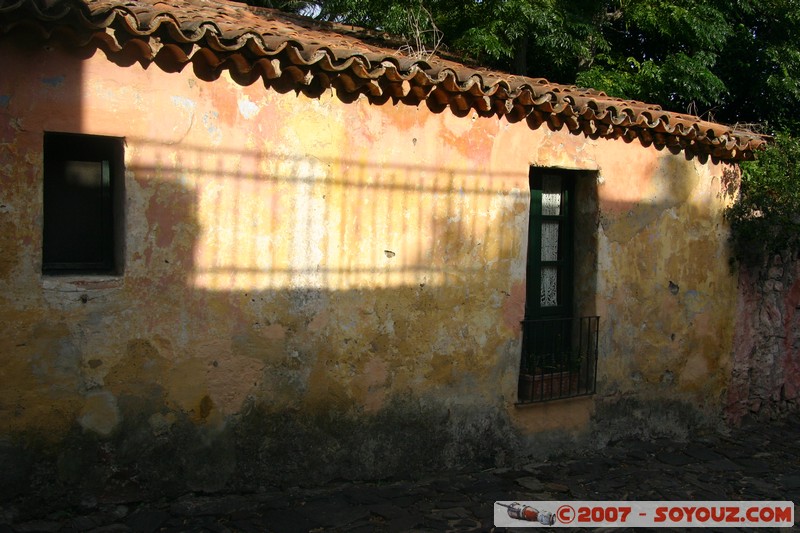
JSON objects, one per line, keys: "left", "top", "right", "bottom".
{"left": 0, "top": 39, "right": 739, "bottom": 500}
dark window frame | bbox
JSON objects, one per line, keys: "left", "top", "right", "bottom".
{"left": 518, "top": 167, "right": 598, "bottom": 403}
{"left": 525, "top": 169, "right": 575, "bottom": 319}
{"left": 42, "top": 132, "right": 125, "bottom": 275}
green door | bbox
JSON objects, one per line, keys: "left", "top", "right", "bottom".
{"left": 525, "top": 170, "right": 573, "bottom": 320}
{"left": 521, "top": 169, "right": 574, "bottom": 376}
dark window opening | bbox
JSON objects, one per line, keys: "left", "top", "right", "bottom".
{"left": 43, "top": 132, "right": 124, "bottom": 275}
{"left": 518, "top": 168, "right": 598, "bottom": 403}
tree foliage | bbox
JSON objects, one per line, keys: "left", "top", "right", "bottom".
{"left": 247, "top": 0, "right": 318, "bottom": 15}
{"left": 726, "top": 134, "right": 800, "bottom": 263}
{"left": 713, "top": 0, "right": 800, "bottom": 134}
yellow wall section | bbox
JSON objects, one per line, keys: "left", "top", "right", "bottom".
{"left": 0, "top": 41, "right": 738, "bottom": 450}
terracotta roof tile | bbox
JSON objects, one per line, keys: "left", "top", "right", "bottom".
{"left": 0, "top": 0, "right": 767, "bottom": 160}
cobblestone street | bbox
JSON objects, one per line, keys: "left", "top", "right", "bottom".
{"left": 2, "top": 415, "right": 798, "bottom": 532}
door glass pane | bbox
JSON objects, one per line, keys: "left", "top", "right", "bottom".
{"left": 541, "top": 175, "right": 561, "bottom": 215}
{"left": 541, "top": 221, "right": 559, "bottom": 261}
{"left": 541, "top": 266, "right": 559, "bottom": 306}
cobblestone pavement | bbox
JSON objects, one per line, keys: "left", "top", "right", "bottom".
{"left": 2, "top": 415, "right": 798, "bottom": 532}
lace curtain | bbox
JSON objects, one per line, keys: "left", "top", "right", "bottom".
{"left": 540, "top": 175, "right": 561, "bottom": 307}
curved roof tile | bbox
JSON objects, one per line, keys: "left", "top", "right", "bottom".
{"left": 0, "top": 0, "right": 767, "bottom": 160}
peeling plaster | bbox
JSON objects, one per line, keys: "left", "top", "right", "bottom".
{"left": 237, "top": 96, "right": 259, "bottom": 119}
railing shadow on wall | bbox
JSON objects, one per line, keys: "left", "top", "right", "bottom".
{"left": 121, "top": 137, "right": 727, "bottom": 410}
{"left": 115, "top": 138, "right": 541, "bottom": 431}
{"left": 126, "top": 138, "right": 529, "bottom": 293}
{"left": 88, "top": 135, "right": 740, "bottom": 488}
{"left": 127, "top": 138, "right": 743, "bottom": 435}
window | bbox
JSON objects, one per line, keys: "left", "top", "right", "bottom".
{"left": 526, "top": 171, "right": 574, "bottom": 318}
{"left": 43, "top": 132, "right": 124, "bottom": 274}
{"left": 518, "top": 168, "right": 598, "bottom": 403}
